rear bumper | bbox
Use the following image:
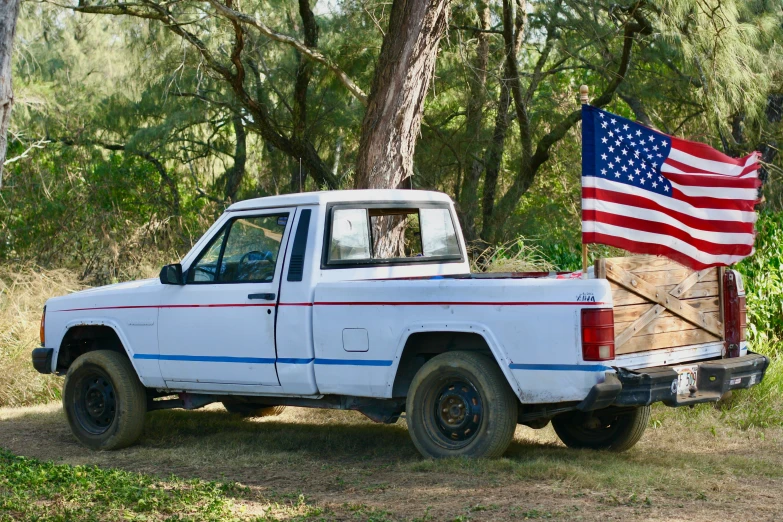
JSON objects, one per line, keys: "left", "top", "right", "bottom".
{"left": 32, "top": 347, "right": 54, "bottom": 375}
{"left": 578, "top": 352, "right": 770, "bottom": 411}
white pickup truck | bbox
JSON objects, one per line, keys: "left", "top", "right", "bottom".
{"left": 33, "top": 190, "right": 769, "bottom": 458}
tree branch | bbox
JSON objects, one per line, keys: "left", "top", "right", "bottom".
{"left": 205, "top": 0, "right": 367, "bottom": 105}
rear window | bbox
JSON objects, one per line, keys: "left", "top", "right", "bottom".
{"left": 326, "top": 204, "right": 462, "bottom": 266}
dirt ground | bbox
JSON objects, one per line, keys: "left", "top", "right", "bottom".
{"left": 1, "top": 402, "right": 782, "bottom": 521}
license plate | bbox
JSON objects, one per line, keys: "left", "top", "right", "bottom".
{"left": 673, "top": 365, "right": 699, "bottom": 395}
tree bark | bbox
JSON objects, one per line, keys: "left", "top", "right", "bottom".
{"left": 456, "top": 1, "right": 491, "bottom": 241}
{"left": 354, "top": 0, "right": 450, "bottom": 190}
{"left": 0, "top": 0, "right": 21, "bottom": 188}
{"left": 290, "top": 0, "right": 318, "bottom": 192}
{"left": 221, "top": 114, "right": 246, "bottom": 201}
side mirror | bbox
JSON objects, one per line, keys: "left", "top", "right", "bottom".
{"left": 159, "top": 263, "right": 184, "bottom": 285}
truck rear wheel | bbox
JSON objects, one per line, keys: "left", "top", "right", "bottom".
{"left": 222, "top": 401, "right": 286, "bottom": 418}
{"left": 552, "top": 405, "right": 650, "bottom": 452}
{"left": 406, "top": 351, "right": 518, "bottom": 459}
{"left": 63, "top": 350, "right": 147, "bottom": 450}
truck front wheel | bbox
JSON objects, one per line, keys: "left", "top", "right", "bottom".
{"left": 222, "top": 401, "right": 286, "bottom": 418}
{"left": 63, "top": 350, "right": 147, "bottom": 450}
{"left": 406, "top": 351, "right": 518, "bottom": 459}
{"left": 552, "top": 405, "right": 651, "bottom": 452}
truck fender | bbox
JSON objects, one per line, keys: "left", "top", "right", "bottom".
{"left": 386, "top": 322, "right": 522, "bottom": 399}
{"left": 54, "top": 318, "right": 149, "bottom": 385}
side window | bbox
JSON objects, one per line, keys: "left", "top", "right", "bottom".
{"left": 326, "top": 205, "right": 462, "bottom": 266}
{"left": 419, "top": 208, "right": 460, "bottom": 257}
{"left": 187, "top": 214, "right": 288, "bottom": 283}
{"left": 330, "top": 208, "right": 371, "bottom": 261}
{"left": 220, "top": 215, "right": 287, "bottom": 282}
{"left": 188, "top": 228, "right": 227, "bottom": 283}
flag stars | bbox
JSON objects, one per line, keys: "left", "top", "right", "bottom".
{"left": 615, "top": 156, "right": 621, "bottom": 163}
{"left": 614, "top": 172, "right": 621, "bottom": 178}
{"left": 639, "top": 178, "right": 646, "bottom": 185}
{"left": 601, "top": 137, "right": 608, "bottom": 144}
{"left": 601, "top": 153, "right": 608, "bottom": 160}
{"left": 664, "top": 185, "right": 670, "bottom": 192}
{"left": 608, "top": 162, "right": 614, "bottom": 169}
{"left": 601, "top": 168, "right": 607, "bottom": 175}
{"left": 653, "top": 145, "right": 659, "bottom": 151}
{"left": 615, "top": 139, "right": 621, "bottom": 146}
{"left": 608, "top": 131, "right": 614, "bottom": 137}
{"left": 652, "top": 181, "right": 658, "bottom": 188}
{"left": 621, "top": 165, "right": 628, "bottom": 172}
{"left": 623, "top": 124, "right": 629, "bottom": 130}
{"left": 635, "top": 130, "right": 642, "bottom": 136}
{"left": 635, "top": 168, "right": 640, "bottom": 175}
{"left": 628, "top": 174, "right": 634, "bottom": 181}
{"left": 621, "top": 149, "right": 628, "bottom": 156}
{"left": 608, "top": 146, "right": 615, "bottom": 153}
{"left": 610, "top": 118, "right": 616, "bottom": 124}
{"left": 601, "top": 122, "right": 608, "bottom": 128}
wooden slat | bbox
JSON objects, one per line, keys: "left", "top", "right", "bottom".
{"left": 615, "top": 304, "right": 664, "bottom": 348}
{"left": 612, "top": 297, "right": 720, "bottom": 323}
{"left": 617, "top": 328, "right": 721, "bottom": 355}
{"left": 601, "top": 255, "right": 687, "bottom": 273}
{"left": 610, "top": 281, "right": 719, "bottom": 306}
{"left": 605, "top": 260, "right": 723, "bottom": 337}
{"left": 616, "top": 311, "right": 722, "bottom": 338}
{"left": 627, "top": 267, "right": 717, "bottom": 288}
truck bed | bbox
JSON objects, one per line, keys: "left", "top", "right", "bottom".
{"left": 596, "top": 255, "right": 727, "bottom": 363}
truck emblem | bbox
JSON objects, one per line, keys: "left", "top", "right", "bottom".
{"left": 576, "top": 292, "right": 596, "bottom": 302}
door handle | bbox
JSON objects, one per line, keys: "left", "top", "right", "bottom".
{"left": 248, "top": 293, "right": 276, "bottom": 301}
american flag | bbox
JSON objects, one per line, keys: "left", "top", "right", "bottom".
{"left": 581, "top": 105, "right": 761, "bottom": 270}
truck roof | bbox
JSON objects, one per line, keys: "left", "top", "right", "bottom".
{"left": 226, "top": 189, "right": 453, "bottom": 212}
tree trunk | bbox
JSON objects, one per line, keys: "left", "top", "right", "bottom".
{"left": 456, "top": 1, "right": 491, "bottom": 241}
{"left": 290, "top": 0, "right": 318, "bottom": 192}
{"left": 354, "top": 0, "right": 449, "bottom": 190}
{"left": 222, "top": 114, "right": 247, "bottom": 201}
{"left": 0, "top": 0, "right": 21, "bottom": 188}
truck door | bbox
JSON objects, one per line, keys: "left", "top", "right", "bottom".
{"left": 157, "top": 208, "right": 294, "bottom": 389}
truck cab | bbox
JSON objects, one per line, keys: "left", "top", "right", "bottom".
{"left": 33, "top": 190, "right": 769, "bottom": 458}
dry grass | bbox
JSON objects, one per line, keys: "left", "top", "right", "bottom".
{"left": 0, "top": 266, "right": 85, "bottom": 407}
{"left": 1, "top": 402, "right": 783, "bottom": 521}
{"left": 470, "top": 239, "right": 556, "bottom": 273}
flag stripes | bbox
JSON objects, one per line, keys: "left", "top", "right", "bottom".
{"left": 581, "top": 105, "right": 760, "bottom": 270}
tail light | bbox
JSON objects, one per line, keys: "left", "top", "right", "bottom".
{"left": 40, "top": 306, "right": 46, "bottom": 345}
{"left": 723, "top": 270, "right": 746, "bottom": 357}
{"left": 581, "top": 308, "right": 615, "bottom": 361}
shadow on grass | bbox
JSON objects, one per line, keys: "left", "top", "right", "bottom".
{"left": 3, "top": 404, "right": 782, "bottom": 504}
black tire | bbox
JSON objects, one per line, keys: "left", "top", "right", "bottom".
{"left": 552, "top": 405, "right": 651, "bottom": 452}
{"left": 222, "top": 401, "right": 286, "bottom": 418}
{"left": 62, "top": 350, "right": 147, "bottom": 450}
{"left": 406, "top": 351, "right": 518, "bottom": 459}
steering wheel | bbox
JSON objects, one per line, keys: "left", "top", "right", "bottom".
{"left": 239, "top": 250, "right": 272, "bottom": 267}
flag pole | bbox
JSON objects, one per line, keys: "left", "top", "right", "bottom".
{"left": 580, "top": 84, "right": 589, "bottom": 279}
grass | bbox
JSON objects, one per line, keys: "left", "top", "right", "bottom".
{"left": 0, "top": 267, "right": 85, "bottom": 407}
{"left": 1, "top": 404, "right": 782, "bottom": 520}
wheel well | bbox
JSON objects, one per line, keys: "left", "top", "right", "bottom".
{"left": 57, "top": 325, "right": 128, "bottom": 372}
{"left": 391, "top": 331, "right": 495, "bottom": 398}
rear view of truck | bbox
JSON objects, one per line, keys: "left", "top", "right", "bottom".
{"left": 578, "top": 254, "right": 767, "bottom": 410}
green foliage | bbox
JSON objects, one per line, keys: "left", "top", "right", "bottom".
{"left": 0, "top": 448, "right": 242, "bottom": 520}
{"left": 736, "top": 211, "right": 783, "bottom": 345}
